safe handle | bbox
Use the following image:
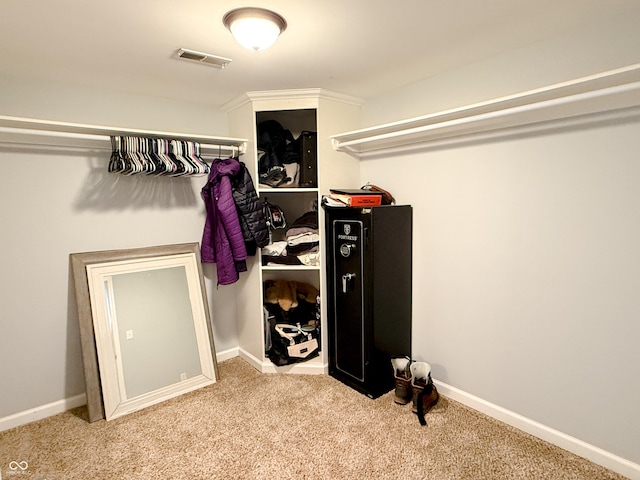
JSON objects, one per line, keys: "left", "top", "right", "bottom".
{"left": 342, "top": 273, "right": 356, "bottom": 293}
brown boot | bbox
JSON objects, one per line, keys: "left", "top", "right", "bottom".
{"left": 391, "top": 356, "right": 412, "bottom": 405}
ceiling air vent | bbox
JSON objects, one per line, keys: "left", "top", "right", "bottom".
{"left": 175, "top": 48, "right": 232, "bottom": 69}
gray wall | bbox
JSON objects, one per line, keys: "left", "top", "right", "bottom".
{"left": 359, "top": 13, "right": 640, "bottom": 465}
{"left": 0, "top": 77, "right": 237, "bottom": 418}
{"left": 2, "top": 7, "right": 640, "bottom": 469}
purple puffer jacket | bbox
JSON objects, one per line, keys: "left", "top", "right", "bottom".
{"left": 201, "top": 158, "right": 248, "bottom": 285}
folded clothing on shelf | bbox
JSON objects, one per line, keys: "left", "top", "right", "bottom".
{"left": 261, "top": 210, "right": 320, "bottom": 266}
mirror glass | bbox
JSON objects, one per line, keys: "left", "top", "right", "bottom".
{"left": 71, "top": 243, "right": 217, "bottom": 421}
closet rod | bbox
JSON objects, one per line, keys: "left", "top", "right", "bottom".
{"left": 331, "top": 63, "right": 640, "bottom": 155}
{"left": 0, "top": 115, "right": 247, "bottom": 155}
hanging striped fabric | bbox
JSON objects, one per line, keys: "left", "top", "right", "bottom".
{"left": 108, "top": 136, "right": 210, "bottom": 176}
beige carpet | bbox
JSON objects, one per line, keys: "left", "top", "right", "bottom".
{"left": 0, "top": 357, "right": 627, "bottom": 479}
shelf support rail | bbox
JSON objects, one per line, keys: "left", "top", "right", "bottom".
{"left": 331, "top": 63, "right": 640, "bottom": 155}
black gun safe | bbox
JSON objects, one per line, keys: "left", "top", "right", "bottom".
{"left": 324, "top": 205, "right": 412, "bottom": 398}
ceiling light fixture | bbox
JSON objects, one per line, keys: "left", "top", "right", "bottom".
{"left": 223, "top": 7, "right": 287, "bottom": 51}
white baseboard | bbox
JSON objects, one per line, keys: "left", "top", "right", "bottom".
{"left": 237, "top": 347, "right": 263, "bottom": 370}
{"left": 215, "top": 346, "right": 240, "bottom": 363}
{"left": 0, "top": 349, "right": 240, "bottom": 433}
{"left": 3, "top": 359, "right": 636, "bottom": 480}
{"left": 0, "top": 393, "right": 86, "bottom": 433}
{"left": 237, "top": 347, "right": 328, "bottom": 375}
{"left": 434, "top": 380, "right": 640, "bottom": 480}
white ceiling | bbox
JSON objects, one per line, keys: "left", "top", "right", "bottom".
{"left": 1, "top": 0, "right": 639, "bottom": 108}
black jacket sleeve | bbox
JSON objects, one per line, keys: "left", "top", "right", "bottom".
{"left": 232, "top": 163, "right": 270, "bottom": 253}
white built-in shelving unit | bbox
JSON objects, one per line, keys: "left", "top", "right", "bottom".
{"left": 223, "top": 88, "right": 362, "bottom": 374}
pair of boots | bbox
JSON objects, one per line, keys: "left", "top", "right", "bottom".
{"left": 391, "top": 357, "right": 439, "bottom": 425}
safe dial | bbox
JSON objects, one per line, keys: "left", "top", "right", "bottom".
{"left": 340, "top": 243, "right": 355, "bottom": 257}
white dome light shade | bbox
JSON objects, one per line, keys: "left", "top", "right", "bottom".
{"left": 229, "top": 17, "right": 280, "bottom": 51}
{"left": 223, "top": 8, "right": 287, "bottom": 51}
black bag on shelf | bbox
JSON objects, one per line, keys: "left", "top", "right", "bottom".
{"left": 262, "top": 198, "right": 287, "bottom": 231}
{"left": 275, "top": 324, "right": 318, "bottom": 360}
{"left": 264, "top": 301, "right": 320, "bottom": 366}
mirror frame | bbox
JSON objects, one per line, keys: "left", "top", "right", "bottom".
{"left": 70, "top": 243, "right": 218, "bottom": 422}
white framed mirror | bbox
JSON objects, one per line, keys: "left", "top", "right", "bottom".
{"left": 70, "top": 243, "right": 218, "bottom": 421}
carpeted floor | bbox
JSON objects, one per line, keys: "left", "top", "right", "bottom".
{"left": 0, "top": 357, "right": 627, "bottom": 479}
